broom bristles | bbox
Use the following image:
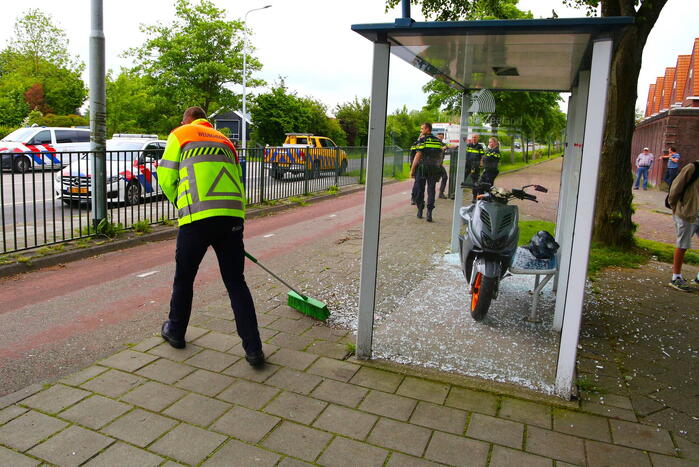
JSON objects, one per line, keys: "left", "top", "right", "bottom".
{"left": 287, "top": 291, "right": 330, "bottom": 321}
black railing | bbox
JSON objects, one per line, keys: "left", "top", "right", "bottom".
{"left": 0, "top": 146, "right": 403, "bottom": 254}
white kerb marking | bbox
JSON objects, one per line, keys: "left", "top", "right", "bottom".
{"left": 329, "top": 214, "right": 337, "bottom": 218}
{"left": 263, "top": 234, "right": 275, "bottom": 238}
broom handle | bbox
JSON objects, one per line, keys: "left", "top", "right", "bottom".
{"left": 244, "top": 251, "right": 308, "bottom": 300}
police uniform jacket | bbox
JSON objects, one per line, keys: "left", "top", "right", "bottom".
{"left": 415, "top": 133, "right": 443, "bottom": 175}
{"left": 482, "top": 147, "right": 501, "bottom": 170}
{"left": 466, "top": 142, "right": 484, "bottom": 161}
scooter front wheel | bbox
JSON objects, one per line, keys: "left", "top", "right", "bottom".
{"left": 470, "top": 273, "right": 496, "bottom": 321}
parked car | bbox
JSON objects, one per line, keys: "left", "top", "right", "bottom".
{"left": 54, "top": 134, "right": 166, "bottom": 206}
{"left": 264, "top": 133, "right": 348, "bottom": 179}
{"left": 0, "top": 126, "right": 91, "bottom": 173}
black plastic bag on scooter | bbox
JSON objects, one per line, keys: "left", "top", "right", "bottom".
{"left": 524, "top": 231, "right": 559, "bottom": 259}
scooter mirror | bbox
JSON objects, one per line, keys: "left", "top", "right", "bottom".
{"left": 534, "top": 185, "right": 548, "bottom": 193}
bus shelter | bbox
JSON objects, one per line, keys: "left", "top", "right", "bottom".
{"left": 352, "top": 16, "right": 632, "bottom": 399}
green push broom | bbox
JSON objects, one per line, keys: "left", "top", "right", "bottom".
{"left": 244, "top": 251, "right": 330, "bottom": 321}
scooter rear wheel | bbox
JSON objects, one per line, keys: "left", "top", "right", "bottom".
{"left": 470, "top": 273, "right": 495, "bottom": 321}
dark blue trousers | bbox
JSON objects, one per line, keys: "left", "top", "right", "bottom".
{"left": 168, "top": 216, "right": 262, "bottom": 354}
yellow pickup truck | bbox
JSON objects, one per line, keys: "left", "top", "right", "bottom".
{"left": 264, "top": 133, "right": 348, "bottom": 180}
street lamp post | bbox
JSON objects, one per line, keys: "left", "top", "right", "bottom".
{"left": 242, "top": 5, "right": 271, "bottom": 153}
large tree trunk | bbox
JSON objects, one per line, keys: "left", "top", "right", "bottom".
{"left": 593, "top": 0, "right": 667, "bottom": 248}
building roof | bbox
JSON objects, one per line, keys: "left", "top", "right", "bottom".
{"left": 351, "top": 17, "right": 632, "bottom": 92}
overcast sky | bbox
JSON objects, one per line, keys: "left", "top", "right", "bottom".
{"left": 0, "top": 0, "right": 696, "bottom": 117}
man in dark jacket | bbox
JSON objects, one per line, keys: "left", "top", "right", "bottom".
{"left": 667, "top": 161, "right": 699, "bottom": 291}
{"left": 410, "top": 123, "right": 444, "bottom": 222}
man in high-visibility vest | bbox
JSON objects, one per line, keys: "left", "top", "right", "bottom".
{"left": 157, "top": 106, "right": 264, "bottom": 367}
{"left": 461, "top": 133, "right": 484, "bottom": 188}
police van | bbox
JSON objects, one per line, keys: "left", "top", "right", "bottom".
{"left": 0, "top": 126, "right": 91, "bottom": 173}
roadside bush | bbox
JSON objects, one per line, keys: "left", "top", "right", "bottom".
{"left": 39, "top": 114, "right": 89, "bottom": 127}
{"left": 0, "top": 125, "right": 17, "bottom": 139}
{"left": 133, "top": 219, "right": 152, "bottom": 234}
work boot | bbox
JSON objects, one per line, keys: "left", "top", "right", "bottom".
{"left": 438, "top": 192, "right": 446, "bottom": 199}
{"left": 426, "top": 208, "right": 433, "bottom": 222}
{"left": 417, "top": 206, "right": 423, "bottom": 219}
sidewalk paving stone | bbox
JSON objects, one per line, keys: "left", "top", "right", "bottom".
{"left": 649, "top": 453, "right": 699, "bottom": 467}
{"left": 0, "top": 384, "right": 43, "bottom": 410}
{"left": 0, "top": 404, "right": 28, "bottom": 424}
{"left": 79, "top": 369, "right": 145, "bottom": 398}
{"left": 162, "top": 393, "right": 231, "bottom": 427}
{"left": 0, "top": 445, "right": 40, "bottom": 467}
{"left": 0, "top": 410, "right": 68, "bottom": 451}
{"left": 150, "top": 423, "right": 226, "bottom": 466}
{"left": 306, "top": 357, "right": 359, "bottom": 382}
{"left": 82, "top": 441, "right": 163, "bottom": 467}
{"left": 349, "top": 366, "right": 404, "bottom": 393}
{"left": 525, "top": 425, "right": 586, "bottom": 465}
{"left": 197, "top": 317, "right": 236, "bottom": 334}
{"left": 266, "top": 317, "right": 314, "bottom": 335}
{"left": 266, "top": 348, "right": 318, "bottom": 371}
{"left": 184, "top": 326, "right": 209, "bottom": 341}
{"left": 135, "top": 358, "right": 197, "bottom": 385}
{"left": 423, "top": 430, "right": 490, "bottom": 466}
{"left": 305, "top": 340, "right": 349, "bottom": 359}
{"left": 489, "top": 445, "right": 552, "bottom": 467}
{"left": 210, "top": 405, "right": 280, "bottom": 443}
{"left": 277, "top": 457, "right": 314, "bottom": 466}
{"left": 185, "top": 349, "right": 240, "bottom": 373}
{"left": 130, "top": 336, "right": 164, "bottom": 353}
{"left": 585, "top": 439, "right": 652, "bottom": 466}
{"left": 223, "top": 359, "right": 280, "bottom": 383}
{"left": 264, "top": 391, "right": 327, "bottom": 424}
{"left": 191, "top": 331, "right": 238, "bottom": 352}
{"left": 174, "top": 369, "right": 234, "bottom": 396}
{"left": 313, "top": 404, "right": 378, "bottom": 440}
{"left": 200, "top": 438, "right": 281, "bottom": 466}
{"left": 101, "top": 408, "right": 177, "bottom": 447}
{"left": 466, "top": 413, "right": 524, "bottom": 449}
{"left": 27, "top": 425, "right": 113, "bottom": 467}
{"left": 581, "top": 391, "right": 634, "bottom": 411}
{"left": 302, "top": 325, "right": 349, "bottom": 342}
{"left": 580, "top": 400, "right": 638, "bottom": 422}
{"left": 359, "top": 390, "right": 417, "bottom": 421}
{"left": 445, "top": 387, "right": 499, "bottom": 416}
{"left": 317, "top": 436, "right": 389, "bottom": 467}
{"left": 674, "top": 435, "right": 699, "bottom": 460}
{"left": 310, "top": 378, "right": 368, "bottom": 407}
{"left": 148, "top": 342, "right": 203, "bottom": 362}
{"left": 498, "top": 397, "right": 552, "bottom": 429}
{"left": 227, "top": 341, "right": 279, "bottom": 358}
{"left": 397, "top": 377, "right": 450, "bottom": 405}
{"left": 20, "top": 384, "right": 90, "bottom": 414}
{"left": 387, "top": 452, "right": 446, "bottom": 466}
{"left": 215, "top": 379, "right": 279, "bottom": 409}
{"left": 266, "top": 368, "right": 323, "bottom": 395}
{"left": 57, "top": 395, "right": 131, "bottom": 430}
{"left": 552, "top": 408, "right": 611, "bottom": 442}
{"left": 58, "top": 365, "right": 108, "bottom": 387}
{"left": 261, "top": 421, "right": 333, "bottom": 462}
{"left": 367, "top": 417, "right": 432, "bottom": 457}
{"left": 610, "top": 418, "right": 675, "bottom": 455}
{"left": 410, "top": 401, "right": 468, "bottom": 435}
{"left": 269, "top": 332, "right": 315, "bottom": 351}
{"left": 98, "top": 349, "right": 158, "bottom": 372}
{"left": 119, "top": 381, "right": 187, "bottom": 412}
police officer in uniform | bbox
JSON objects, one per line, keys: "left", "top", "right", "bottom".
{"left": 461, "top": 133, "right": 485, "bottom": 188}
{"left": 157, "top": 106, "right": 264, "bottom": 367}
{"left": 409, "top": 136, "right": 421, "bottom": 205}
{"left": 411, "top": 122, "right": 444, "bottom": 222}
{"left": 475, "top": 137, "right": 502, "bottom": 201}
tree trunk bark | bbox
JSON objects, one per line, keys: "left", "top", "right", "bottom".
{"left": 592, "top": 27, "right": 644, "bottom": 248}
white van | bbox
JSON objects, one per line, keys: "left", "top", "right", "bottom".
{"left": 0, "top": 126, "right": 91, "bottom": 173}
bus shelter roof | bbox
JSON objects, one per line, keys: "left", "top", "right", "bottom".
{"left": 351, "top": 17, "right": 633, "bottom": 92}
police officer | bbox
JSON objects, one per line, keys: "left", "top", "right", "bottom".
{"left": 475, "top": 137, "right": 502, "bottom": 200}
{"left": 436, "top": 132, "right": 455, "bottom": 199}
{"left": 461, "top": 133, "right": 485, "bottom": 188}
{"left": 157, "top": 106, "right": 264, "bottom": 367}
{"left": 410, "top": 122, "right": 444, "bottom": 222}
{"left": 409, "top": 136, "right": 421, "bottom": 205}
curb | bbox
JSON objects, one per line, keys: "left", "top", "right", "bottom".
{"left": 0, "top": 182, "right": 386, "bottom": 279}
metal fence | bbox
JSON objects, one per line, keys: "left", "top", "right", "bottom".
{"left": 0, "top": 146, "right": 403, "bottom": 254}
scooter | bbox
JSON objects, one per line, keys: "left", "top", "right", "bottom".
{"left": 459, "top": 183, "right": 548, "bottom": 321}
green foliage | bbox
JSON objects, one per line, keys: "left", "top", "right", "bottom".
{"left": 250, "top": 79, "right": 347, "bottom": 146}
{"left": 386, "top": 0, "right": 532, "bottom": 21}
{"left": 517, "top": 220, "right": 556, "bottom": 246}
{"left": 289, "top": 196, "right": 309, "bottom": 207}
{"left": 587, "top": 242, "right": 647, "bottom": 276}
{"left": 0, "top": 126, "right": 15, "bottom": 139}
{"left": 94, "top": 218, "right": 124, "bottom": 239}
{"left": 636, "top": 238, "right": 699, "bottom": 266}
{"left": 385, "top": 106, "right": 453, "bottom": 149}
{"left": 128, "top": 0, "right": 263, "bottom": 114}
{"left": 8, "top": 9, "right": 78, "bottom": 73}
{"left": 133, "top": 219, "right": 152, "bottom": 234}
{"left": 327, "top": 185, "right": 340, "bottom": 194}
{"left": 158, "top": 216, "right": 175, "bottom": 226}
{"left": 335, "top": 98, "right": 370, "bottom": 146}
{"left": 345, "top": 342, "right": 356, "bottom": 356}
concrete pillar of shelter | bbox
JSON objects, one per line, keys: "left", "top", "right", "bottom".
{"left": 555, "top": 38, "right": 613, "bottom": 399}
{"left": 450, "top": 93, "right": 472, "bottom": 253}
{"left": 356, "top": 41, "right": 390, "bottom": 359}
{"left": 553, "top": 71, "right": 590, "bottom": 332}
